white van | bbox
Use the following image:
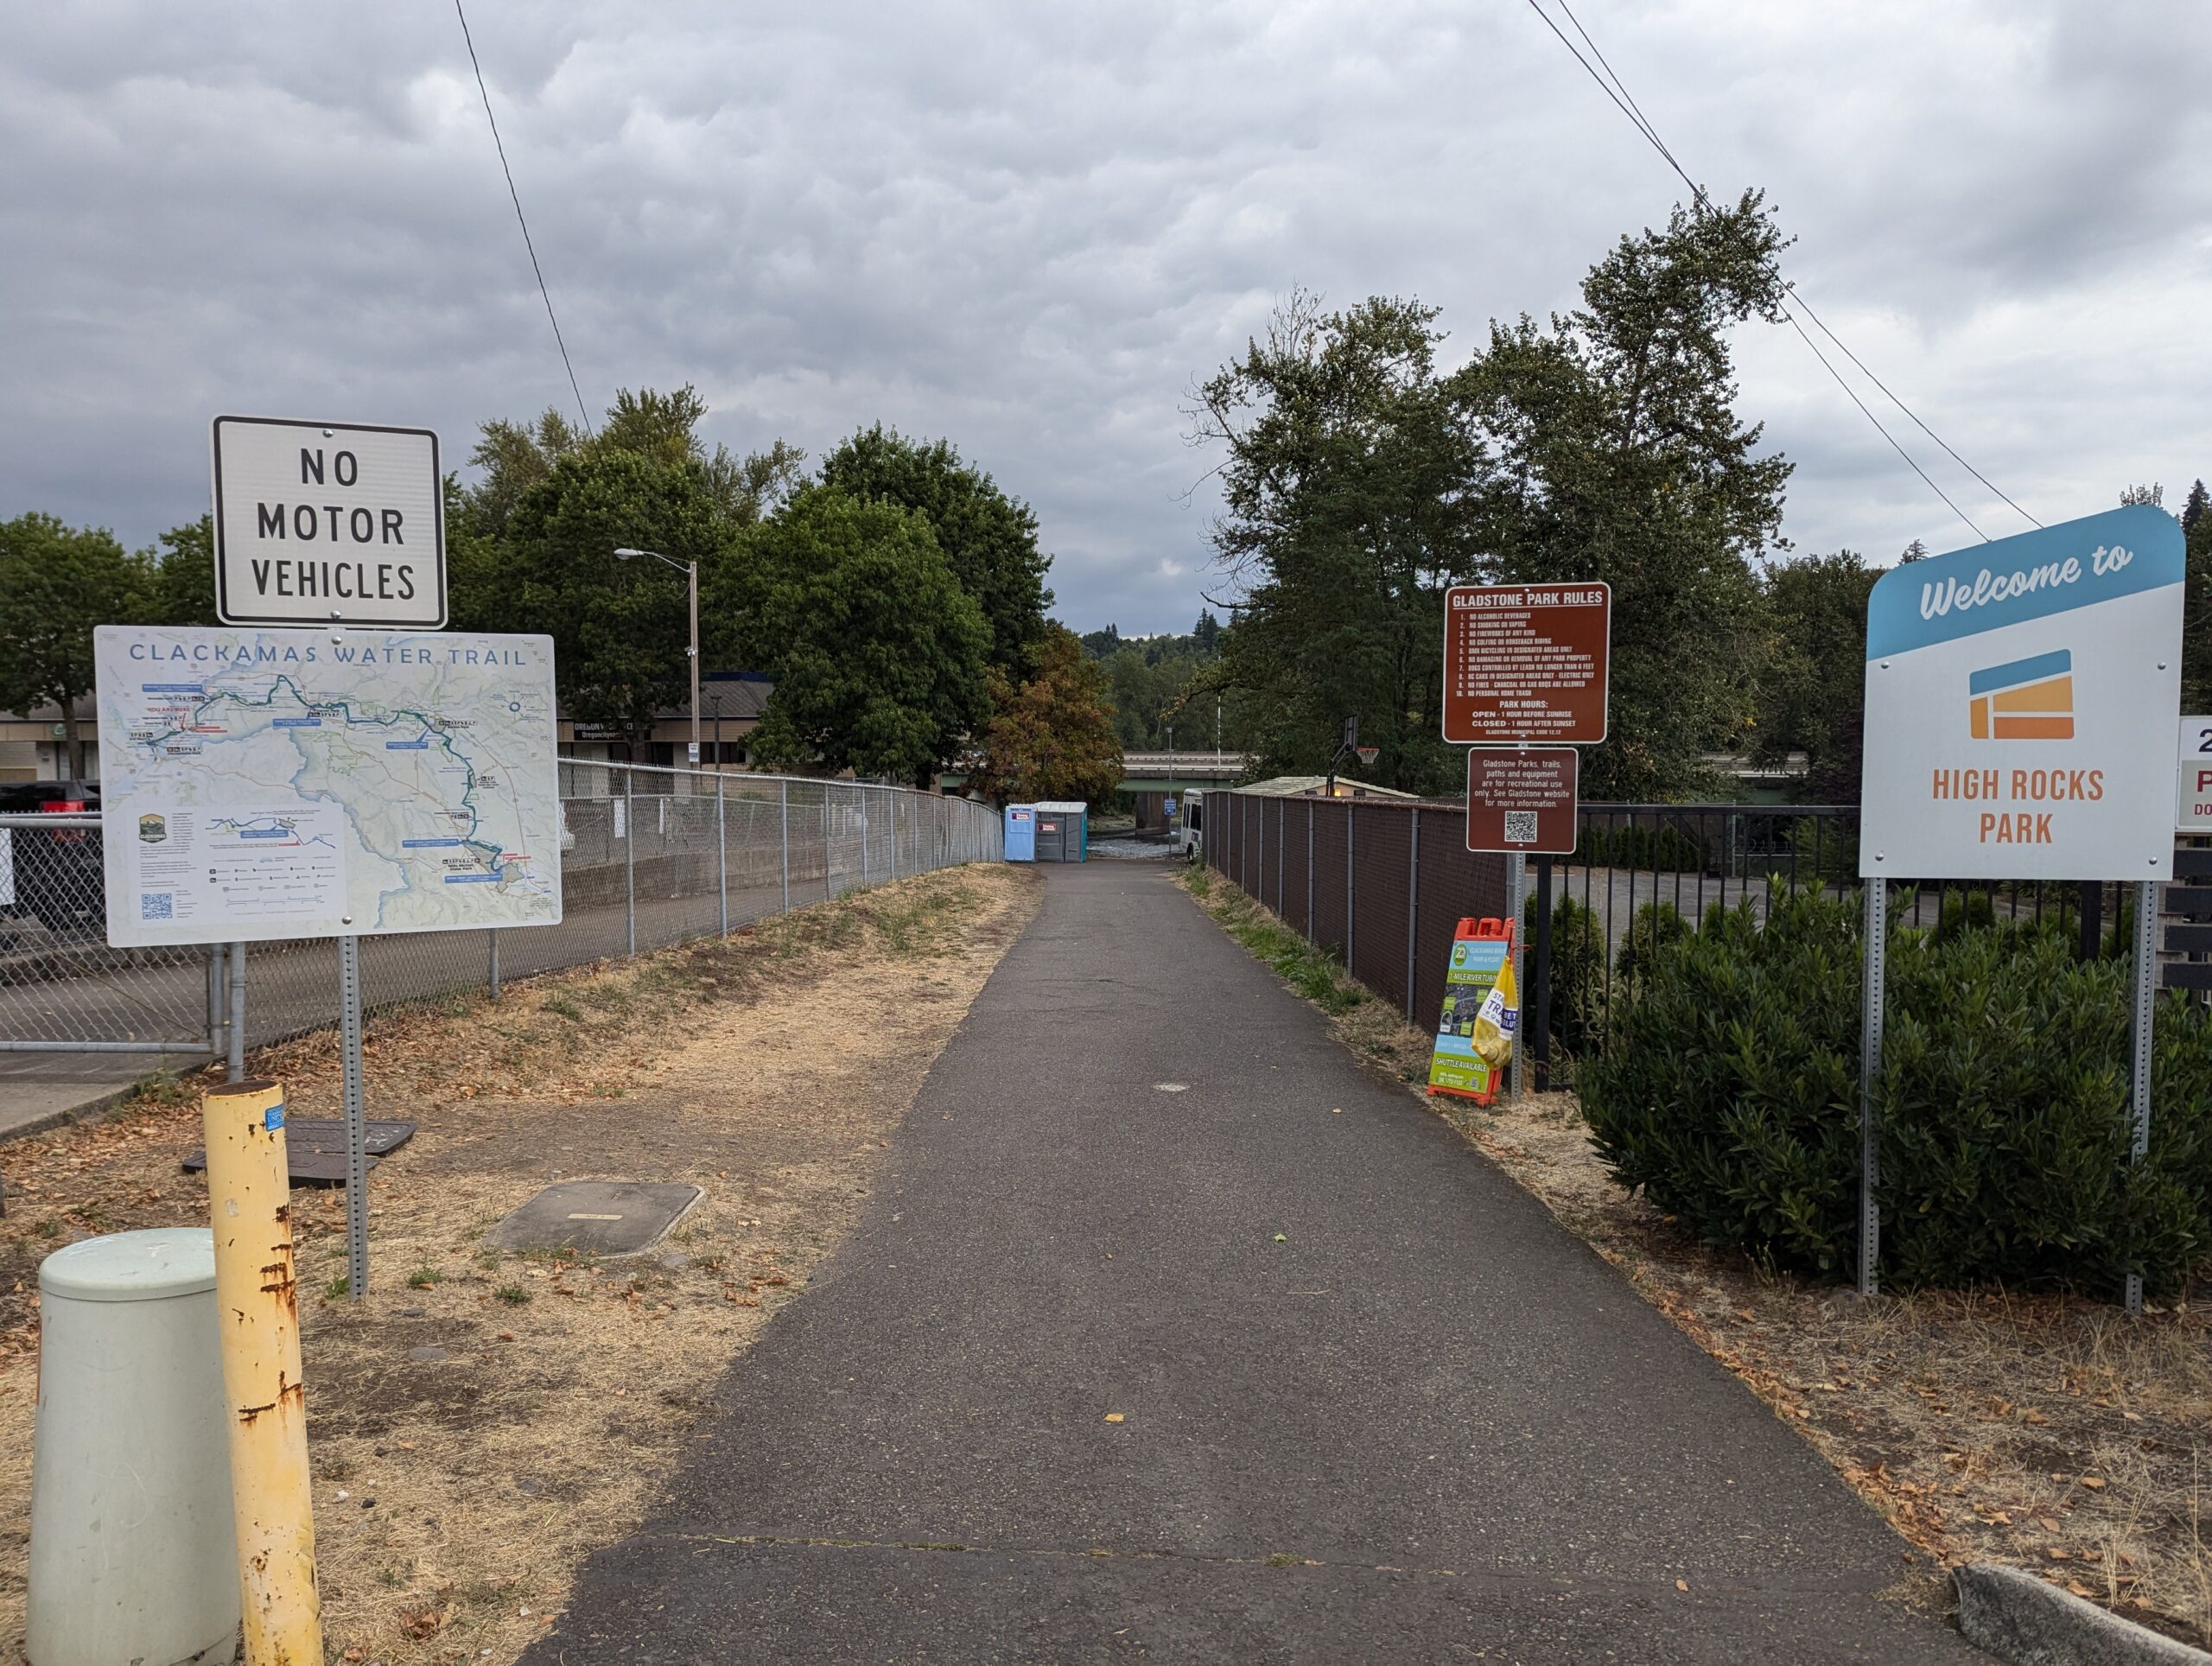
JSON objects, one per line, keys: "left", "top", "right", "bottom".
{"left": 1174, "top": 789, "right": 1205, "bottom": 858}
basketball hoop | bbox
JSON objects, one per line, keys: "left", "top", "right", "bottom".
{"left": 1356, "top": 746, "right": 1380, "bottom": 767}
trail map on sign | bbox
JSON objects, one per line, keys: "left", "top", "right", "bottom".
{"left": 95, "top": 626, "right": 562, "bottom": 945}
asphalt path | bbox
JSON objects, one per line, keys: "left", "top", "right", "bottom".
{"left": 525, "top": 862, "right": 1982, "bottom": 1663}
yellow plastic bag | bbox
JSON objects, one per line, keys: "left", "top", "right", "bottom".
{"left": 1471, "top": 950, "right": 1518, "bottom": 1070}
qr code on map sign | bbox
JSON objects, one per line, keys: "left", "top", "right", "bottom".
{"left": 1503, "top": 811, "right": 1539, "bottom": 845}
{"left": 141, "top": 893, "right": 175, "bottom": 921}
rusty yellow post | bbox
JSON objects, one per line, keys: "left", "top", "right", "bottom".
{"left": 201, "top": 1078, "right": 322, "bottom": 1664}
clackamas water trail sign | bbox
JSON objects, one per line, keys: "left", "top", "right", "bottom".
{"left": 1860, "top": 504, "right": 2184, "bottom": 882}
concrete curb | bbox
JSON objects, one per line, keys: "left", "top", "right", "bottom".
{"left": 1956, "top": 1562, "right": 2211, "bottom": 1665}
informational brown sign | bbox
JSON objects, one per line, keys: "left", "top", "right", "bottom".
{"left": 1442, "top": 583, "right": 1610, "bottom": 744}
{"left": 1465, "top": 747, "right": 1580, "bottom": 855}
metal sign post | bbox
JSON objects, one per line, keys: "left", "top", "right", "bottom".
{"left": 337, "top": 932, "right": 369, "bottom": 1298}
{"left": 1859, "top": 879, "right": 1887, "bottom": 1297}
{"left": 2126, "top": 878, "right": 2158, "bottom": 1313}
{"left": 1505, "top": 852, "right": 1525, "bottom": 1099}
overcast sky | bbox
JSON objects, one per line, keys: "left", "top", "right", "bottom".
{"left": 5, "top": 3, "right": 2208, "bottom": 635}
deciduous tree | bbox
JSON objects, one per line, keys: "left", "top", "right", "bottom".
{"left": 819, "top": 426, "right": 1052, "bottom": 677}
{"left": 721, "top": 484, "right": 990, "bottom": 785}
{"left": 967, "top": 624, "right": 1123, "bottom": 804}
{"left": 0, "top": 513, "right": 149, "bottom": 774}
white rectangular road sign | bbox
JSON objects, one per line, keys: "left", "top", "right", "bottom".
{"left": 212, "top": 416, "right": 446, "bottom": 628}
{"left": 1859, "top": 505, "right": 2185, "bottom": 881}
{"left": 2183, "top": 715, "right": 2212, "bottom": 835}
{"left": 95, "top": 625, "right": 560, "bottom": 945}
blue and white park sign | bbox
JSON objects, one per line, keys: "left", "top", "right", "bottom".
{"left": 1859, "top": 505, "right": 2185, "bottom": 881}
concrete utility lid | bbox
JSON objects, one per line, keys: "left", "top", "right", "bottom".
{"left": 486, "top": 1181, "right": 702, "bottom": 1257}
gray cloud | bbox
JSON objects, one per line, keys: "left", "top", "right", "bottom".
{"left": 4, "top": 2, "right": 2208, "bottom": 633}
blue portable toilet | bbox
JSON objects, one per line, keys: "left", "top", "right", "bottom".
{"left": 1004, "top": 804, "right": 1037, "bottom": 862}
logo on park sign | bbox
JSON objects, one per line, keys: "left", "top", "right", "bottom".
{"left": 1859, "top": 505, "right": 2183, "bottom": 881}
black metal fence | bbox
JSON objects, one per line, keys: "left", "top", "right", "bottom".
{"left": 1205, "top": 792, "right": 2207, "bottom": 1087}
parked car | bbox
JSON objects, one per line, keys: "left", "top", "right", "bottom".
{"left": 0, "top": 780, "right": 105, "bottom": 938}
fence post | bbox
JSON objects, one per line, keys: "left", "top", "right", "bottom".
{"left": 1306, "top": 802, "right": 1315, "bottom": 943}
{"left": 779, "top": 779, "right": 791, "bottom": 914}
{"left": 1344, "top": 802, "right": 1355, "bottom": 970}
{"left": 716, "top": 768, "right": 728, "bottom": 938}
{"left": 207, "top": 944, "right": 226, "bottom": 1062}
{"left": 823, "top": 786, "right": 832, "bottom": 902}
{"left": 1406, "top": 811, "right": 1420, "bottom": 1022}
{"left": 863, "top": 786, "right": 873, "bottom": 885}
{"left": 226, "top": 941, "right": 246, "bottom": 1082}
{"left": 623, "top": 769, "right": 637, "bottom": 958}
{"left": 487, "top": 929, "right": 500, "bottom": 1002}
{"left": 1531, "top": 855, "right": 1553, "bottom": 1091}
{"left": 2125, "top": 878, "right": 2158, "bottom": 1313}
{"left": 1859, "top": 877, "right": 1888, "bottom": 1298}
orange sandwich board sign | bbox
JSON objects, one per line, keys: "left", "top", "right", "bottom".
{"left": 1465, "top": 747, "right": 1579, "bottom": 854}
{"left": 1427, "top": 917, "right": 1516, "bottom": 1103}
{"left": 1441, "top": 583, "right": 1610, "bottom": 745}
{"left": 1859, "top": 505, "right": 2185, "bottom": 881}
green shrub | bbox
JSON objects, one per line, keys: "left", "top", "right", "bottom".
{"left": 1523, "top": 892, "right": 1606, "bottom": 1063}
{"left": 1612, "top": 900, "right": 1689, "bottom": 992}
{"left": 1577, "top": 882, "right": 2212, "bottom": 1293}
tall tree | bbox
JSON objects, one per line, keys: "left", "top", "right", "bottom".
{"left": 503, "top": 448, "right": 734, "bottom": 748}
{"left": 1463, "top": 192, "right": 1792, "bottom": 799}
{"left": 965, "top": 623, "right": 1124, "bottom": 804}
{"left": 1751, "top": 550, "right": 1878, "bottom": 800}
{"left": 1189, "top": 292, "right": 1485, "bottom": 794}
{"left": 0, "top": 513, "right": 149, "bottom": 775}
{"left": 719, "top": 484, "right": 990, "bottom": 785}
{"left": 459, "top": 385, "right": 801, "bottom": 544}
{"left": 2180, "top": 479, "right": 2209, "bottom": 537}
{"left": 137, "top": 514, "right": 221, "bottom": 627}
{"left": 2186, "top": 499, "right": 2212, "bottom": 715}
{"left": 818, "top": 426, "right": 1053, "bottom": 676}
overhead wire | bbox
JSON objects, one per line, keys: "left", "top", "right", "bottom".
{"left": 454, "top": 0, "right": 594, "bottom": 436}
{"left": 1529, "top": 0, "right": 2030, "bottom": 541}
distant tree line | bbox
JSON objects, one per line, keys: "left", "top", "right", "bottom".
{"left": 0, "top": 392, "right": 1125, "bottom": 800}
{"left": 1185, "top": 189, "right": 2212, "bottom": 804}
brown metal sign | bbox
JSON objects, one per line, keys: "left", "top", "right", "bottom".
{"left": 1442, "top": 583, "right": 1610, "bottom": 745}
{"left": 1464, "top": 747, "right": 1580, "bottom": 855}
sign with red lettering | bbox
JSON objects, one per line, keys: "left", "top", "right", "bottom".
{"left": 1859, "top": 506, "right": 2183, "bottom": 880}
{"left": 2183, "top": 715, "right": 2212, "bottom": 835}
{"left": 1465, "top": 747, "right": 1579, "bottom": 854}
{"left": 212, "top": 416, "right": 447, "bottom": 630}
{"left": 1441, "top": 584, "right": 1609, "bottom": 745}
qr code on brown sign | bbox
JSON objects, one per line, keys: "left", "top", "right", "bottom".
{"left": 1503, "top": 811, "right": 1539, "bottom": 844}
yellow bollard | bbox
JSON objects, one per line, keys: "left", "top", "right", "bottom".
{"left": 201, "top": 1078, "right": 322, "bottom": 1665}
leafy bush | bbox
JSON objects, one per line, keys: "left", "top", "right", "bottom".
{"left": 1577, "top": 883, "right": 2212, "bottom": 1293}
{"left": 1612, "top": 900, "right": 1689, "bottom": 992}
{"left": 1524, "top": 892, "right": 1605, "bottom": 1063}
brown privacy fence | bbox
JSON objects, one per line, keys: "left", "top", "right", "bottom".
{"left": 1205, "top": 792, "right": 1509, "bottom": 1031}
{"left": 1205, "top": 792, "right": 2208, "bottom": 1080}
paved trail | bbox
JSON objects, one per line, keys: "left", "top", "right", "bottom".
{"left": 528, "top": 863, "right": 1980, "bottom": 1663}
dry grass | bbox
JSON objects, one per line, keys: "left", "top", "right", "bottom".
{"left": 0, "top": 863, "right": 1039, "bottom": 1664}
{"left": 1181, "top": 864, "right": 2212, "bottom": 1649}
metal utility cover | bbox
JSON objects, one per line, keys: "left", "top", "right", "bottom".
{"left": 486, "top": 1181, "right": 702, "bottom": 1257}
{"left": 182, "top": 1117, "right": 416, "bottom": 1185}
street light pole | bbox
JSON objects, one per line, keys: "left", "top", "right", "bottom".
{"left": 613, "top": 547, "right": 699, "bottom": 771}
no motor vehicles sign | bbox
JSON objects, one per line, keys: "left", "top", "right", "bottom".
{"left": 1859, "top": 505, "right": 2184, "bottom": 881}
{"left": 213, "top": 416, "right": 447, "bottom": 629}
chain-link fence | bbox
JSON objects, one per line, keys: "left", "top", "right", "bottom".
{"left": 0, "top": 762, "right": 1002, "bottom": 1063}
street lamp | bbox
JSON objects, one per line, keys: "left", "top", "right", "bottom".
{"left": 613, "top": 547, "right": 699, "bottom": 769}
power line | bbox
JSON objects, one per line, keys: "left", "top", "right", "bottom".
{"left": 454, "top": 0, "right": 594, "bottom": 436}
{"left": 1529, "top": 0, "right": 2030, "bottom": 541}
